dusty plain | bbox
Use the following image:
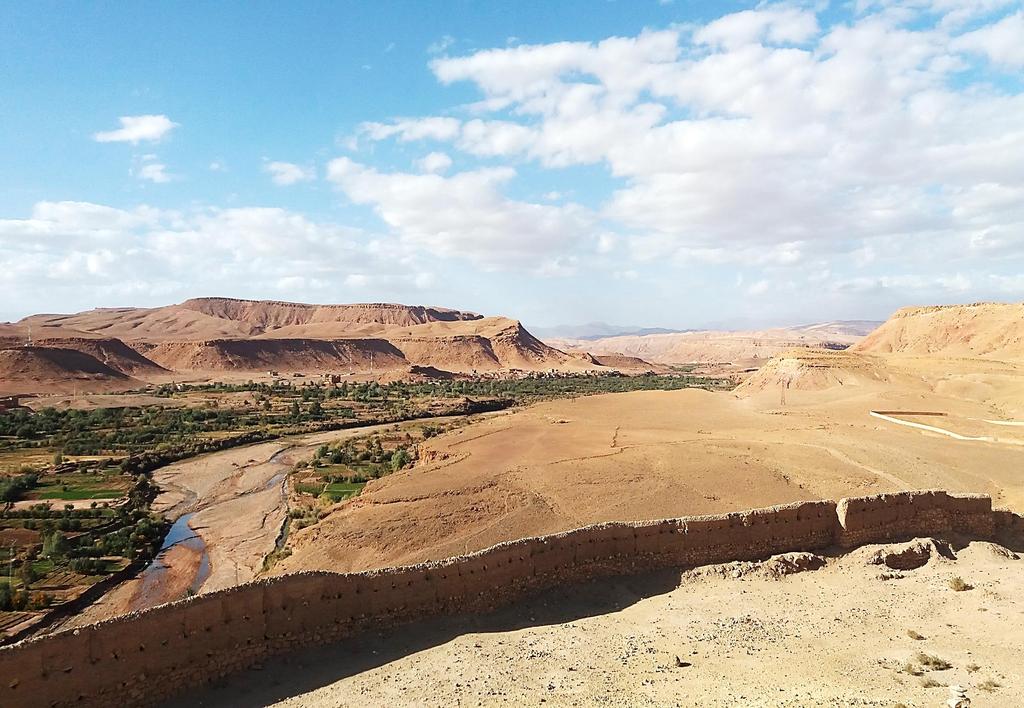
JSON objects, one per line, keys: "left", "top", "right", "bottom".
{"left": 275, "top": 353, "right": 1024, "bottom": 575}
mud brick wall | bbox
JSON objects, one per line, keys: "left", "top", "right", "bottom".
{"left": 0, "top": 491, "right": 998, "bottom": 708}
{"left": 834, "top": 491, "right": 993, "bottom": 547}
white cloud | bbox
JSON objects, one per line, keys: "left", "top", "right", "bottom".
{"left": 952, "top": 11, "right": 1024, "bottom": 67}
{"left": 394, "top": 4, "right": 1024, "bottom": 289}
{"left": 93, "top": 115, "right": 178, "bottom": 144}
{"left": 327, "top": 157, "right": 592, "bottom": 268}
{"left": 209, "top": 160, "right": 227, "bottom": 172}
{"left": 264, "top": 160, "right": 315, "bottom": 186}
{"left": 0, "top": 201, "right": 431, "bottom": 316}
{"left": 694, "top": 7, "right": 820, "bottom": 48}
{"left": 746, "top": 279, "right": 772, "bottom": 295}
{"left": 428, "top": 35, "right": 455, "bottom": 55}
{"left": 133, "top": 155, "right": 174, "bottom": 183}
{"left": 415, "top": 151, "right": 453, "bottom": 174}
{"left": 360, "top": 117, "right": 462, "bottom": 142}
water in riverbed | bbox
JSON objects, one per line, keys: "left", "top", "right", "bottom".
{"left": 133, "top": 512, "right": 212, "bottom": 606}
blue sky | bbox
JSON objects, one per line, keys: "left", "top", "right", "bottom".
{"left": 1, "top": 1, "right": 1022, "bottom": 329}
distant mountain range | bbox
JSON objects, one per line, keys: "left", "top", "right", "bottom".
{"left": 544, "top": 320, "right": 886, "bottom": 366}
{"left": 530, "top": 323, "right": 696, "bottom": 340}
{"left": 533, "top": 320, "right": 883, "bottom": 341}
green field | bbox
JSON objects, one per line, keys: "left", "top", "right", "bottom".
{"left": 323, "top": 481, "right": 365, "bottom": 502}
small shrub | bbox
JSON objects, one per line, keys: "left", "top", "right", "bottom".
{"left": 907, "top": 629, "right": 925, "bottom": 640}
{"left": 978, "top": 678, "right": 1000, "bottom": 692}
{"left": 919, "top": 677, "right": 943, "bottom": 689}
{"left": 902, "top": 662, "right": 923, "bottom": 676}
{"left": 965, "top": 663, "right": 981, "bottom": 673}
{"left": 915, "top": 653, "right": 952, "bottom": 671}
{"left": 948, "top": 576, "right": 972, "bottom": 591}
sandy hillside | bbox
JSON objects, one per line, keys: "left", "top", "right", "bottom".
{"left": 854, "top": 302, "right": 1024, "bottom": 359}
{"left": 180, "top": 537, "right": 1024, "bottom": 708}
{"left": 275, "top": 365, "right": 1024, "bottom": 576}
{"left": 550, "top": 321, "right": 875, "bottom": 367}
{"left": 735, "top": 348, "right": 896, "bottom": 393}
{"left": 0, "top": 346, "right": 141, "bottom": 395}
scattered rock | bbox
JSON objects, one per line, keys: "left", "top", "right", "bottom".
{"left": 877, "top": 571, "right": 905, "bottom": 581}
{"left": 760, "top": 552, "right": 826, "bottom": 578}
{"left": 983, "top": 543, "right": 1018, "bottom": 561}
{"left": 867, "top": 538, "right": 953, "bottom": 570}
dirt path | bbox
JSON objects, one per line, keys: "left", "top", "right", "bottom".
{"left": 870, "top": 411, "right": 993, "bottom": 441}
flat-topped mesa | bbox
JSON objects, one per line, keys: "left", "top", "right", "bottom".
{"left": 0, "top": 490, "right": 1012, "bottom": 708}
{"left": 17, "top": 298, "right": 489, "bottom": 342}
{"left": 178, "top": 297, "right": 484, "bottom": 332}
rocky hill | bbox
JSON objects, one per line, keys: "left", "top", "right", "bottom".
{"left": 853, "top": 302, "right": 1024, "bottom": 359}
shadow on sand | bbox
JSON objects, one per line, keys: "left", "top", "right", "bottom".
{"left": 161, "top": 569, "right": 683, "bottom": 707}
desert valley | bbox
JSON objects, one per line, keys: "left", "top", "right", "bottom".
{"left": 5, "top": 2, "right": 1024, "bottom": 705}
{"left": 0, "top": 298, "right": 1022, "bottom": 707}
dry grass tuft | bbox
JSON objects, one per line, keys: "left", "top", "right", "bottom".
{"left": 901, "top": 662, "right": 924, "bottom": 676}
{"left": 948, "top": 576, "right": 972, "bottom": 591}
{"left": 919, "top": 677, "right": 944, "bottom": 688}
{"left": 915, "top": 653, "right": 952, "bottom": 671}
{"left": 978, "top": 678, "right": 1001, "bottom": 692}
{"left": 906, "top": 629, "right": 925, "bottom": 640}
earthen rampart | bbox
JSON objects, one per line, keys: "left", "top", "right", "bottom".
{"left": 0, "top": 490, "right": 1007, "bottom": 708}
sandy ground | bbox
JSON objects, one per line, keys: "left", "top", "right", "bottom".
{"left": 276, "top": 355, "right": 1024, "bottom": 575}
{"left": 169, "top": 536, "right": 1023, "bottom": 708}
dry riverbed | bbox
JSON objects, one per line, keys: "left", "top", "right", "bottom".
{"left": 67, "top": 416, "right": 491, "bottom": 626}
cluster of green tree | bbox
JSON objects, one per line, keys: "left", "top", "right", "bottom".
{"left": 387, "top": 373, "right": 731, "bottom": 399}
{"left": 311, "top": 437, "right": 412, "bottom": 473}
{"left": 0, "top": 506, "right": 106, "bottom": 520}
{"left": 33, "top": 510, "right": 165, "bottom": 564}
{"left": 0, "top": 581, "right": 53, "bottom": 611}
{"left": 0, "top": 472, "right": 38, "bottom": 503}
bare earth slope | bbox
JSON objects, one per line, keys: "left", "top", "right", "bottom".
{"left": 275, "top": 377, "right": 1024, "bottom": 576}
{"left": 0, "top": 346, "right": 140, "bottom": 394}
{"left": 854, "top": 302, "right": 1024, "bottom": 359}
